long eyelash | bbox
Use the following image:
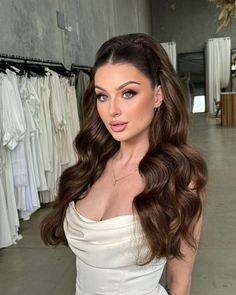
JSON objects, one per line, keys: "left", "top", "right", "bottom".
{"left": 123, "top": 90, "right": 138, "bottom": 98}
{"left": 95, "top": 94, "right": 104, "bottom": 99}
{"left": 124, "top": 90, "right": 137, "bottom": 94}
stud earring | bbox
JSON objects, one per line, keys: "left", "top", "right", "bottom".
{"left": 154, "top": 107, "right": 159, "bottom": 114}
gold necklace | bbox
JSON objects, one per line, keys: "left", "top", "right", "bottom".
{"left": 111, "top": 159, "right": 138, "bottom": 186}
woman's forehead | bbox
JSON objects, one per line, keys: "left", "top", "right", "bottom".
{"left": 94, "top": 63, "right": 147, "bottom": 81}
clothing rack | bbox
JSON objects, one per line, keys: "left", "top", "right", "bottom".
{"left": 71, "top": 64, "right": 93, "bottom": 77}
{"left": 0, "top": 53, "right": 93, "bottom": 78}
{"left": 71, "top": 64, "right": 92, "bottom": 71}
{"left": 0, "top": 53, "right": 72, "bottom": 77}
{"left": 0, "top": 53, "right": 63, "bottom": 66}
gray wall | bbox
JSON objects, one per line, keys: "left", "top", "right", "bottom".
{"left": 151, "top": 0, "right": 236, "bottom": 54}
{"left": 0, "top": 0, "right": 152, "bottom": 67}
{"left": 0, "top": 0, "right": 63, "bottom": 62}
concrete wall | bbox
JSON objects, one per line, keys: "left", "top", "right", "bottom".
{"left": 0, "top": 0, "right": 63, "bottom": 61}
{"left": 0, "top": 0, "right": 152, "bottom": 68}
{"left": 151, "top": 0, "right": 236, "bottom": 54}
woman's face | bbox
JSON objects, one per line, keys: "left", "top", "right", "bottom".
{"left": 94, "top": 63, "right": 163, "bottom": 143}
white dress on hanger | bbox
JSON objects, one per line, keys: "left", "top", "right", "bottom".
{"left": 24, "top": 77, "right": 48, "bottom": 191}
{"left": 39, "top": 76, "right": 55, "bottom": 203}
{"left": 41, "top": 76, "right": 53, "bottom": 172}
{"left": 18, "top": 76, "right": 41, "bottom": 220}
{"left": 0, "top": 92, "right": 12, "bottom": 248}
{"left": 30, "top": 77, "right": 51, "bottom": 172}
{"left": 0, "top": 73, "right": 21, "bottom": 244}
{"left": 45, "top": 71, "right": 67, "bottom": 200}
{"left": 5, "top": 71, "right": 28, "bottom": 210}
{"left": 0, "top": 175, "right": 12, "bottom": 248}
{"left": 1, "top": 71, "right": 25, "bottom": 150}
{"left": 49, "top": 71, "right": 70, "bottom": 167}
{"left": 64, "top": 202, "right": 168, "bottom": 295}
{"left": 68, "top": 83, "right": 80, "bottom": 141}
{"left": 60, "top": 78, "right": 79, "bottom": 165}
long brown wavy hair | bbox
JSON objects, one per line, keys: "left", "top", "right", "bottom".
{"left": 41, "top": 33, "right": 207, "bottom": 263}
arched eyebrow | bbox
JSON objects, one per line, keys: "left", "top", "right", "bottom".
{"left": 95, "top": 81, "right": 141, "bottom": 91}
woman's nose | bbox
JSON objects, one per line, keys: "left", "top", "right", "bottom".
{"left": 109, "top": 98, "right": 121, "bottom": 117}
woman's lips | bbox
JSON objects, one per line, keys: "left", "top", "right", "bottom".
{"left": 109, "top": 121, "right": 128, "bottom": 132}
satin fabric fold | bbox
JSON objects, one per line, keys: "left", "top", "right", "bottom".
{"left": 64, "top": 202, "right": 168, "bottom": 295}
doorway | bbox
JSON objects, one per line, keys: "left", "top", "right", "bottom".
{"left": 178, "top": 51, "right": 206, "bottom": 113}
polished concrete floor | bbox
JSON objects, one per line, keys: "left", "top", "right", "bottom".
{"left": 0, "top": 113, "right": 236, "bottom": 295}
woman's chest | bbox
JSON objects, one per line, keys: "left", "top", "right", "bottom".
{"left": 76, "top": 170, "right": 144, "bottom": 221}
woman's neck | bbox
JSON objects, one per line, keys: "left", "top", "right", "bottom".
{"left": 113, "top": 140, "right": 149, "bottom": 167}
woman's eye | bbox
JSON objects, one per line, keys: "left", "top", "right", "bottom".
{"left": 123, "top": 90, "right": 137, "bottom": 99}
{"left": 95, "top": 93, "right": 108, "bottom": 102}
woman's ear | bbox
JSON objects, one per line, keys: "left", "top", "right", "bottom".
{"left": 154, "top": 85, "right": 164, "bottom": 108}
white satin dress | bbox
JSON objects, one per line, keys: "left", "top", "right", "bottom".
{"left": 64, "top": 202, "right": 168, "bottom": 295}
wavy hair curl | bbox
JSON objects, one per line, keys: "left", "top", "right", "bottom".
{"left": 41, "top": 33, "right": 207, "bottom": 263}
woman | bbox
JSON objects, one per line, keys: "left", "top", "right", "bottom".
{"left": 41, "top": 33, "right": 207, "bottom": 295}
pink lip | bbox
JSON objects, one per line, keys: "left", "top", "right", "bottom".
{"left": 109, "top": 121, "right": 128, "bottom": 132}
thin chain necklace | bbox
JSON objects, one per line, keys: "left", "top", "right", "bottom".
{"left": 111, "top": 158, "right": 138, "bottom": 186}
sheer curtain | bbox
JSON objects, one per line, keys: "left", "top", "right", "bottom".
{"left": 161, "top": 42, "right": 177, "bottom": 71}
{"left": 206, "top": 37, "right": 231, "bottom": 114}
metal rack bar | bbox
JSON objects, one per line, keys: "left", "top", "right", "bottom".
{"left": 71, "top": 64, "right": 92, "bottom": 71}
{"left": 0, "top": 53, "right": 63, "bottom": 66}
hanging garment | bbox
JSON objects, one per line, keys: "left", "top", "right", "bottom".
{"left": 0, "top": 148, "right": 20, "bottom": 242}
{"left": 39, "top": 75, "right": 55, "bottom": 203}
{"left": 18, "top": 76, "right": 41, "bottom": 220}
{"left": 66, "top": 79, "right": 80, "bottom": 140}
{"left": 0, "top": 73, "right": 22, "bottom": 244}
{"left": 30, "top": 76, "right": 51, "bottom": 172}
{"left": 0, "top": 92, "right": 12, "bottom": 248}
{"left": 0, "top": 176, "right": 12, "bottom": 248}
{"left": 5, "top": 71, "right": 29, "bottom": 211}
{"left": 41, "top": 76, "right": 53, "bottom": 172}
{"left": 161, "top": 42, "right": 177, "bottom": 71}
{"left": 206, "top": 37, "right": 231, "bottom": 114}
{"left": 0, "top": 63, "right": 85, "bottom": 247}
{"left": 1, "top": 72, "right": 26, "bottom": 150}
{"left": 60, "top": 77, "right": 80, "bottom": 165}
{"left": 75, "top": 71, "right": 90, "bottom": 126}
{"left": 40, "top": 70, "right": 68, "bottom": 202}
{"left": 49, "top": 70, "right": 70, "bottom": 166}
{"left": 25, "top": 77, "right": 48, "bottom": 191}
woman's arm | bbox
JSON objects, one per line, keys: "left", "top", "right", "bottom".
{"left": 165, "top": 213, "right": 203, "bottom": 295}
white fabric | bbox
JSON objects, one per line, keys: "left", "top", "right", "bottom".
{"left": 4, "top": 70, "right": 28, "bottom": 190}
{"left": 0, "top": 72, "right": 26, "bottom": 150}
{"left": 39, "top": 71, "right": 66, "bottom": 202}
{"left": 0, "top": 68, "right": 81, "bottom": 248}
{"left": 206, "top": 37, "right": 231, "bottom": 114}
{"left": 61, "top": 78, "right": 79, "bottom": 165}
{"left": 31, "top": 77, "right": 51, "bottom": 172}
{"left": 39, "top": 76, "right": 55, "bottom": 203}
{"left": 0, "top": 69, "right": 81, "bottom": 247}
{"left": 18, "top": 77, "right": 41, "bottom": 219}
{"left": 0, "top": 73, "right": 21, "bottom": 244}
{"left": 0, "top": 88, "right": 12, "bottom": 248}
{"left": 64, "top": 202, "right": 168, "bottom": 295}
{"left": 0, "top": 176, "right": 12, "bottom": 248}
{"left": 41, "top": 76, "right": 53, "bottom": 172}
{"left": 161, "top": 42, "right": 177, "bottom": 71}
{"left": 41, "top": 71, "right": 63, "bottom": 201}
{"left": 1, "top": 149, "right": 20, "bottom": 242}
{"left": 27, "top": 78, "right": 48, "bottom": 191}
